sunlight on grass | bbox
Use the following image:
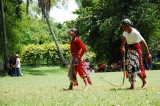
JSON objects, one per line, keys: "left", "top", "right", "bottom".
{"left": 0, "top": 67, "right": 160, "bottom": 106}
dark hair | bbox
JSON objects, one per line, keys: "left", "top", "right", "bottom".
{"left": 70, "top": 27, "right": 80, "bottom": 36}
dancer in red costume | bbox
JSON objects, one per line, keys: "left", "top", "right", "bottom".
{"left": 66, "top": 27, "right": 92, "bottom": 91}
{"left": 120, "top": 19, "right": 152, "bottom": 89}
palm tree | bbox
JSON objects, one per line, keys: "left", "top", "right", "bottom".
{"left": 27, "top": 0, "right": 67, "bottom": 66}
{"left": 0, "top": 0, "right": 8, "bottom": 71}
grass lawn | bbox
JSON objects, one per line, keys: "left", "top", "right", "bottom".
{"left": 0, "top": 66, "right": 160, "bottom": 106}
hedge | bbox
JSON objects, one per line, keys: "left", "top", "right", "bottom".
{"left": 21, "top": 43, "right": 70, "bottom": 66}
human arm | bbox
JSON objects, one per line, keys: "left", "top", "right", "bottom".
{"left": 140, "top": 40, "right": 152, "bottom": 63}
{"left": 76, "top": 38, "right": 87, "bottom": 58}
{"left": 120, "top": 37, "right": 127, "bottom": 55}
{"left": 13, "top": 58, "right": 19, "bottom": 68}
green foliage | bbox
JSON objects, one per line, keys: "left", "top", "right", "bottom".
{"left": 60, "top": 44, "right": 71, "bottom": 60}
{"left": 0, "top": 0, "right": 23, "bottom": 56}
{"left": 0, "top": 0, "right": 71, "bottom": 58}
{"left": 83, "top": 47, "right": 96, "bottom": 64}
{"left": 50, "top": 22, "right": 70, "bottom": 44}
{"left": 21, "top": 43, "right": 70, "bottom": 66}
{"left": 72, "top": 0, "right": 160, "bottom": 64}
{"left": 148, "top": 20, "right": 160, "bottom": 57}
{"left": 21, "top": 44, "right": 44, "bottom": 65}
{"left": 0, "top": 0, "right": 73, "bottom": 71}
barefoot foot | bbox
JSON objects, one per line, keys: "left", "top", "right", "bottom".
{"left": 84, "top": 86, "right": 89, "bottom": 91}
{"left": 142, "top": 82, "right": 147, "bottom": 89}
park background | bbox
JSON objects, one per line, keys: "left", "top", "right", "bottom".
{"left": 0, "top": 0, "right": 160, "bottom": 105}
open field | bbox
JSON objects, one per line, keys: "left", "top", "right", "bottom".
{"left": 0, "top": 66, "right": 160, "bottom": 106}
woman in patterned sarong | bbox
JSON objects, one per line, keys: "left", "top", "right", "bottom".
{"left": 120, "top": 19, "right": 152, "bottom": 89}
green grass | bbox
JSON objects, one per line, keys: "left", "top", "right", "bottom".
{"left": 0, "top": 66, "right": 160, "bottom": 106}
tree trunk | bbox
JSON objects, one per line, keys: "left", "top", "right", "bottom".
{"left": 39, "top": 0, "right": 67, "bottom": 66}
{"left": 0, "top": 0, "right": 8, "bottom": 71}
{"left": 45, "top": 15, "right": 67, "bottom": 66}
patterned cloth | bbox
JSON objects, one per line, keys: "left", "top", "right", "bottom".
{"left": 127, "top": 50, "right": 141, "bottom": 84}
{"left": 68, "top": 58, "right": 77, "bottom": 84}
{"left": 68, "top": 58, "right": 92, "bottom": 86}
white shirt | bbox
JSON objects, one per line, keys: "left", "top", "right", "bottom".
{"left": 123, "top": 28, "right": 144, "bottom": 44}
{"left": 16, "top": 58, "right": 21, "bottom": 68}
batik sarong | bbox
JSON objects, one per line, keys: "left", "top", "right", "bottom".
{"left": 126, "top": 50, "right": 141, "bottom": 84}
{"left": 68, "top": 58, "right": 92, "bottom": 86}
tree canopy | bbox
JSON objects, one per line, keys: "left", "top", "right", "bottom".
{"left": 0, "top": 0, "right": 70, "bottom": 68}
{"left": 69, "top": 0, "right": 160, "bottom": 64}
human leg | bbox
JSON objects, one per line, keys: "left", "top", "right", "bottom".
{"left": 127, "top": 50, "right": 146, "bottom": 89}
{"left": 19, "top": 68, "right": 23, "bottom": 76}
{"left": 83, "top": 77, "right": 89, "bottom": 91}
{"left": 68, "top": 82, "right": 73, "bottom": 90}
{"left": 137, "top": 73, "right": 147, "bottom": 89}
{"left": 67, "top": 61, "right": 77, "bottom": 90}
{"left": 16, "top": 68, "right": 21, "bottom": 76}
{"left": 128, "top": 72, "right": 136, "bottom": 89}
{"left": 63, "top": 82, "right": 73, "bottom": 91}
{"left": 13, "top": 68, "right": 18, "bottom": 76}
{"left": 76, "top": 65, "right": 91, "bottom": 90}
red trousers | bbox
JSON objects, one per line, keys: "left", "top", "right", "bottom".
{"left": 74, "top": 60, "right": 92, "bottom": 86}
{"left": 136, "top": 43, "right": 146, "bottom": 79}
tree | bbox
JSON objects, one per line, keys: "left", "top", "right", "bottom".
{"left": 0, "top": 0, "right": 69, "bottom": 72}
{"left": 72, "top": 0, "right": 160, "bottom": 64}
{"left": 26, "top": 0, "right": 67, "bottom": 66}
{"left": 0, "top": 0, "right": 8, "bottom": 71}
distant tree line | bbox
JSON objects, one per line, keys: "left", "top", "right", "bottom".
{"left": 70, "top": 0, "right": 160, "bottom": 64}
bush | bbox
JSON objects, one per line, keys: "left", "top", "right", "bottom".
{"left": 21, "top": 43, "right": 70, "bottom": 66}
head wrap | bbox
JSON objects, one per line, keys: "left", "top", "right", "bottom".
{"left": 122, "top": 18, "right": 133, "bottom": 25}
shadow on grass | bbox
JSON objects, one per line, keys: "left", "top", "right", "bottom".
{"left": 110, "top": 88, "right": 130, "bottom": 91}
{"left": 21, "top": 66, "right": 68, "bottom": 76}
{"left": 110, "top": 87, "right": 144, "bottom": 91}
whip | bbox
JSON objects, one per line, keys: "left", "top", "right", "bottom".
{"left": 99, "top": 54, "right": 126, "bottom": 87}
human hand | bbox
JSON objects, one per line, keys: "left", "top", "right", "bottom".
{"left": 147, "top": 53, "right": 152, "bottom": 63}
{"left": 121, "top": 47, "right": 125, "bottom": 55}
{"left": 78, "top": 57, "right": 81, "bottom": 63}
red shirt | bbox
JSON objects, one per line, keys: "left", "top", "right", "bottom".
{"left": 70, "top": 37, "right": 86, "bottom": 58}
